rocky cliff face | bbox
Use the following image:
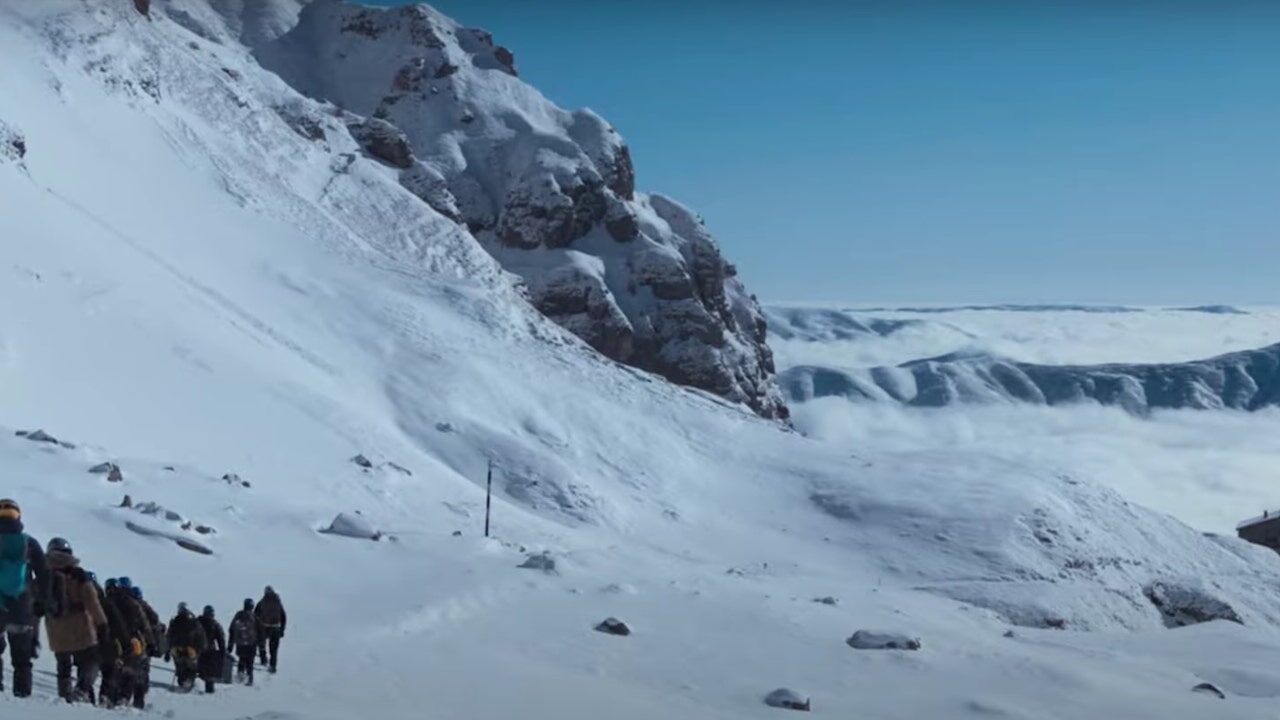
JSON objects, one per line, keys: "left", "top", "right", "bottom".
{"left": 250, "top": 1, "right": 786, "bottom": 419}
{"left": 781, "top": 344, "right": 1280, "bottom": 415}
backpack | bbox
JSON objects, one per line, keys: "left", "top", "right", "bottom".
{"left": 0, "top": 533, "right": 28, "bottom": 599}
{"left": 49, "top": 569, "right": 86, "bottom": 619}
{"left": 231, "top": 613, "right": 256, "bottom": 648}
{"left": 256, "top": 595, "right": 282, "bottom": 626}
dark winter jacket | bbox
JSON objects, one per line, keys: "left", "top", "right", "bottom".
{"left": 0, "top": 518, "right": 51, "bottom": 617}
{"left": 228, "top": 609, "right": 258, "bottom": 649}
{"left": 94, "top": 582, "right": 129, "bottom": 663}
{"left": 135, "top": 597, "right": 163, "bottom": 655}
{"left": 254, "top": 590, "right": 286, "bottom": 631}
{"left": 198, "top": 615, "right": 226, "bottom": 654}
{"left": 167, "top": 611, "right": 208, "bottom": 658}
{"left": 43, "top": 551, "right": 109, "bottom": 654}
{"left": 106, "top": 587, "right": 153, "bottom": 657}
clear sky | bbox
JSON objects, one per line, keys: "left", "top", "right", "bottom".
{"left": 368, "top": 0, "right": 1280, "bottom": 305}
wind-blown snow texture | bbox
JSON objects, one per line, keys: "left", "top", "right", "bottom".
{"left": 6, "top": 2, "right": 1280, "bottom": 719}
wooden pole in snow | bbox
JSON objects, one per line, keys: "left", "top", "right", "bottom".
{"left": 484, "top": 459, "right": 493, "bottom": 538}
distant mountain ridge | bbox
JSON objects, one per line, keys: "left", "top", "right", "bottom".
{"left": 781, "top": 343, "right": 1280, "bottom": 414}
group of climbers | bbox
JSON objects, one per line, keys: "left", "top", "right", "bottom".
{"left": 0, "top": 498, "right": 288, "bottom": 707}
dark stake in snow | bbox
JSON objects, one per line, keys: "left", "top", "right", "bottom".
{"left": 764, "top": 688, "right": 811, "bottom": 712}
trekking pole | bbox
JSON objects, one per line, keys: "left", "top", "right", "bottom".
{"left": 484, "top": 458, "right": 493, "bottom": 538}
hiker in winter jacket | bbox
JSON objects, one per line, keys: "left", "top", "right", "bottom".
{"left": 95, "top": 577, "right": 130, "bottom": 707}
{"left": 105, "top": 578, "right": 154, "bottom": 708}
{"left": 125, "top": 583, "right": 160, "bottom": 708}
{"left": 254, "top": 585, "right": 286, "bottom": 672}
{"left": 197, "top": 605, "right": 226, "bottom": 694}
{"left": 228, "top": 599, "right": 258, "bottom": 685}
{"left": 167, "top": 603, "right": 207, "bottom": 692}
{"left": 43, "top": 538, "right": 109, "bottom": 703}
{"left": 0, "top": 498, "right": 51, "bottom": 698}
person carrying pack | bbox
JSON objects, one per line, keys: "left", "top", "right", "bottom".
{"left": 228, "top": 599, "right": 259, "bottom": 685}
{"left": 166, "top": 603, "right": 206, "bottom": 692}
{"left": 44, "top": 538, "right": 109, "bottom": 703}
{"left": 196, "top": 605, "right": 226, "bottom": 694}
{"left": 128, "top": 584, "right": 161, "bottom": 705}
{"left": 0, "top": 498, "right": 51, "bottom": 698}
{"left": 254, "top": 585, "right": 286, "bottom": 673}
{"left": 104, "top": 577, "right": 153, "bottom": 708}
{"left": 94, "top": 577, "right": 129, "bottom": 707}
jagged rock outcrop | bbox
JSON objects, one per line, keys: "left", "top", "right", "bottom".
{"left": 781, "top": 343, "right": 1280, "bottom": 415}
{"left": 252, "top": 1, "right": 786, "bottom": 419}
{"left": 0, "top": 120, "right": 25, "bottom": 163}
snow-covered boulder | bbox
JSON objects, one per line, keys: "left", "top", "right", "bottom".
{"left": 764, "top": 688, "right": 811, "bottom": 711}
{"left": 517, "top": 551, "right": 556, "bottom": 573}
{"left": 321, "top": 512, "right": 382, "bottom": 541}
{"left": 254, "top": 2, "right": 787, "bottom": 419}
{"left": 846, "top": 630, "right": 922, "bottom": 651}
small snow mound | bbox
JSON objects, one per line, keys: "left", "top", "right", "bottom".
{"left": 1192, "top": 682, "right": 1226, "bottom": 699}
{"left": 600, "top": 583, "right": 637, "bottom": 595}
{"left": 320, "top": 512, "right": 382, "bottom": 541}
{"left": 764, "top": 688, "right": 811, "bottom": 711}
{"left": 518, "top": 551, "right": 557, "bottom": 573}
{"left": 847, "top": 630, "right": 921, "bottom": 651}
{"left": 594, "top": 617, "right": 631, "bottom": 636}
{"left": 1144, "top": 580, "right": 1243, "bottom": 628}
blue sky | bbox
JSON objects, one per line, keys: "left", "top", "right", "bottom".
{"left": 369, "top": 1, "right": 1280, "bottom": 304}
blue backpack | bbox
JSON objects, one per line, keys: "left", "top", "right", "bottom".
{"left": 0, "top": 533, "right": 29, "bottom": 599}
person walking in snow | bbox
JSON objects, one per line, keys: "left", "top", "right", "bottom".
{"left": 196, "top": 605, "right": 226, "bottom": 694}
{"left": 44, "top": 538, "right": 109, "bottom": 703}
{"left": 166, "top": 603, "right": 207, "bottom": 692}
{"left": 128, "top": 584, "right": 161, "bottom": 706}
{"left": 228, "top": 598, "right": 258, "bottom": 685}
{"left": 93, "top": 576, "right": 129, "bottom": 707}
{"left": 254, "top": 585, "right": 286, "bottom": 673}
{"left": 105, "top": 577, "right": 154, "bottom": 708}
{"left": 0, "top": 498, "right": 51, "bottom": 698}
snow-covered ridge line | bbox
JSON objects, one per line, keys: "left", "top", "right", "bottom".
{"left": 780, "top": 342, "right": 1280, "bottom": 414}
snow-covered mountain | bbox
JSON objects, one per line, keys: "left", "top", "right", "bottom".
{"left": 6, "top": 2, "right": 1280, "bottom": 719}
{"left": 241, "top": 0, "right": 782, "bottom": 419}
{"left": 781, "top": 343, "right": 1280, "bottom": 414}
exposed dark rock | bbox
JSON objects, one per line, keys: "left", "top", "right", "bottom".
{"left": 107, "top": 466, "right": 124, "bottom": 483}
{"left": 594, "top": 617, "right": 631, "bottom": 636}
{"left": 493, "top": 46, "right": 516, "bottom": 75}
{"left": 89, "top": 462, "right": 120, "bottom": 475}
{"left": 847, "top": 630, "right": 922, "bottom": 650}
{"left": 433, "top": 61, "right": 459, "bottom": 79}
{"left": 350, "top": 118, "right": 414, "bottom": 169}
{"left": 1144, "top": 580, "right": 1243, "bottom": 628}
{"left": 222, "top": 473, "right": 251, "bottom": 488}
{"left": 1192, "top": 682, "right": 1226, "bottom": 699}
{"left": 764, "top": 688, "right": 811, "bottom": 712}
{"left": 812, "top": 596, "right": 839, "bottom": 606}
{"left": 351, "top": 454, "right": 374, "bottom": 469}
{"left": 133, "top": 0, "right": 151, "bottom": 18}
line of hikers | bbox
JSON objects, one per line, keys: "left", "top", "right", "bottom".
{"left": 0, "top": 498, "right": 288, "bottom": 706}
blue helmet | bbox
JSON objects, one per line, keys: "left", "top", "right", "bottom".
{"left": 105, "top": 578, "right": 119, "bottom": 590}
{"left": 118, "top": 577, "right": 134, "bottom": 590}
{"left": 130, "top": 586, "right": 143, "bottom": 599}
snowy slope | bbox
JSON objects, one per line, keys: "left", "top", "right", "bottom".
{"left": 5, "top": 3, "right": 1280, "bottom": 720}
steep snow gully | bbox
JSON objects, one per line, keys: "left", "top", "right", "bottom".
{"left": 4, "top": 2, "right": 1280, "bottom": 719}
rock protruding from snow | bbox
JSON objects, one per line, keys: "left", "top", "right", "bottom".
{"left": 350, "top": 454, "right": 374, "bottom": 469}
{"left": 89, "top": 461, "right": 121, "bottom": 475}
{"left": 594, "top": 617, "right": 631, "bottom": 636}
{"left": 846, "top": 630, "right": 922, "bottom": 651}
{"left": 1191, "top": 682, "right": 1226, "bottom": 699}
{"left": 764, "top": 688, "right": 811, "bottom": 712}
{"left": 255, "top": 3, "right": 787, "bottom": 419}
{"left": 1144, "top": 580, "right": 1243, "bottom": 628}
{"left": 517, "top": 551, "right": 557, "bottom": 573}
{"left": 321, "top": 512, "right": 382, "bottom": 541}
{"left": 0, "top": 120, "right": 25, "bottom": 164}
